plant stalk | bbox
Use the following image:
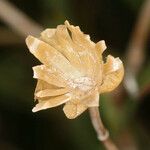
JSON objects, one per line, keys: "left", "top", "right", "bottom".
{"left": 89, "top": 107, "right": 119, "bottom": 150}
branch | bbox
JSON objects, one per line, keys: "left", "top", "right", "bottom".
{"left": 89, "top": 107, "right": 119, "bottom": 150}
{"left": 124, "top": 0, "right": 150, "bottom": 97}
{"left": 0, "top": 0, "right": 43, "bottom": 37}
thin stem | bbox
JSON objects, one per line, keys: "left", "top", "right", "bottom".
{"left": 89, "top": 107, "right": 119, "bottom": 150}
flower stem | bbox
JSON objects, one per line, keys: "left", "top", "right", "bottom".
{"left": 89, "top": 107, "right": 119, "bottom": 150}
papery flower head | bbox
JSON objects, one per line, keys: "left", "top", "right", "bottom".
{"left": 26, "top": 20, "right": 124, "bottom": 119}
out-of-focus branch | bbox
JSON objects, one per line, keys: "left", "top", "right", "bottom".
{"left": 0, "top": 0, "right": 43, "bottom": 38}
{"left": 89, "top": 107, "right": 119, "bottom": 150}
{"left": 124, "top": 0, "right": 150, "bottom": 98}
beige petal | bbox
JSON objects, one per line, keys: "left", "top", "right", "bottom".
{"left": 32, "top": 94, "right": 71, "bottom": 112}
{"left": 33, "top": 65, "right": 67, "bottom": 87}
{"left": 40, "top": 29, "right": 61, "bottom": 51}
{"left": 99, "top": 55, "right": 124, "bottom": 93}
{"left": 34, "top": 80, "right": 58, "bottom": 100}
{"left": 63, "top": 100, "right": 87, "bottom": 119}
{"left": 41, "top": 26, "right": 84, "bottom": 73}
{"left": 26, "top": 36, "right": 83, "bottom": 80}
{"left": 65, "top": 21, "right": 101, "bottom": 78}
{"left": 95, "top": 40, "right": 107, "bottom": 57}
{"left": 94, "top": 40, "right": 107, "bottom": 82}
{"left": 34, "top": 80, "right": 69, "bottom": 100}
{"left": 35, "top": 80, "right": 57, "bottom": 93}
{"left": 35, "top": 88, "right": 69, "bottom": 98}
{"left": 63, "top": 89, "right": 99, "bottom": 119}
{"left": 65, "top": 20, "right": 95, "bottom": 48}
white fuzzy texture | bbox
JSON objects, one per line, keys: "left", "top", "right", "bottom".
{"left": 68, "top": 76, "right": 94, "bottom": 91}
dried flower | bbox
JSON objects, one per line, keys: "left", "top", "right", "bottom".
{"left": 26, "top": 20, "right": 124, "bottom": 119}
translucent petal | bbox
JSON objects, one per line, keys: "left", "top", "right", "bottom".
{"left": 35, "top": 88, "right": 69, "bottom": 98}
{"left": 63, "top": 88, "right": 99, "bottom": 119}
{"left": 95, "top": 40, "right": 107, "bottom": 56}
{"left": 41, "top": 26, "right": 84, "bottom": 73}
{"left": 26, "top": 36, "right": 83, "bottom": 80}
{"left": 99, "top": 55, "right": 124, "bottom": 93}
{"left": 34, "top": 80, "right": 57, "bottom": 100}
{"left": 32, "top": 94, "right": 71, "bottom": 112}
{"left": 63, "top": 100, "right": 87, "bottom": 119}
{"left": 33, "top": 65, "right": 67, "bottom": 87}
{"left": 65, "top": 21, "right": 101, "bottom": 78}
{"left": 65, "top": 20, "right": 95, "bottom": 48}
{"left": 35, "top": 80, "right": 56, "bottom": 93}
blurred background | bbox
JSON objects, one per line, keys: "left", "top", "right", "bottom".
{"left": 0, "top": 0, "right": 150, "bottom": 150}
